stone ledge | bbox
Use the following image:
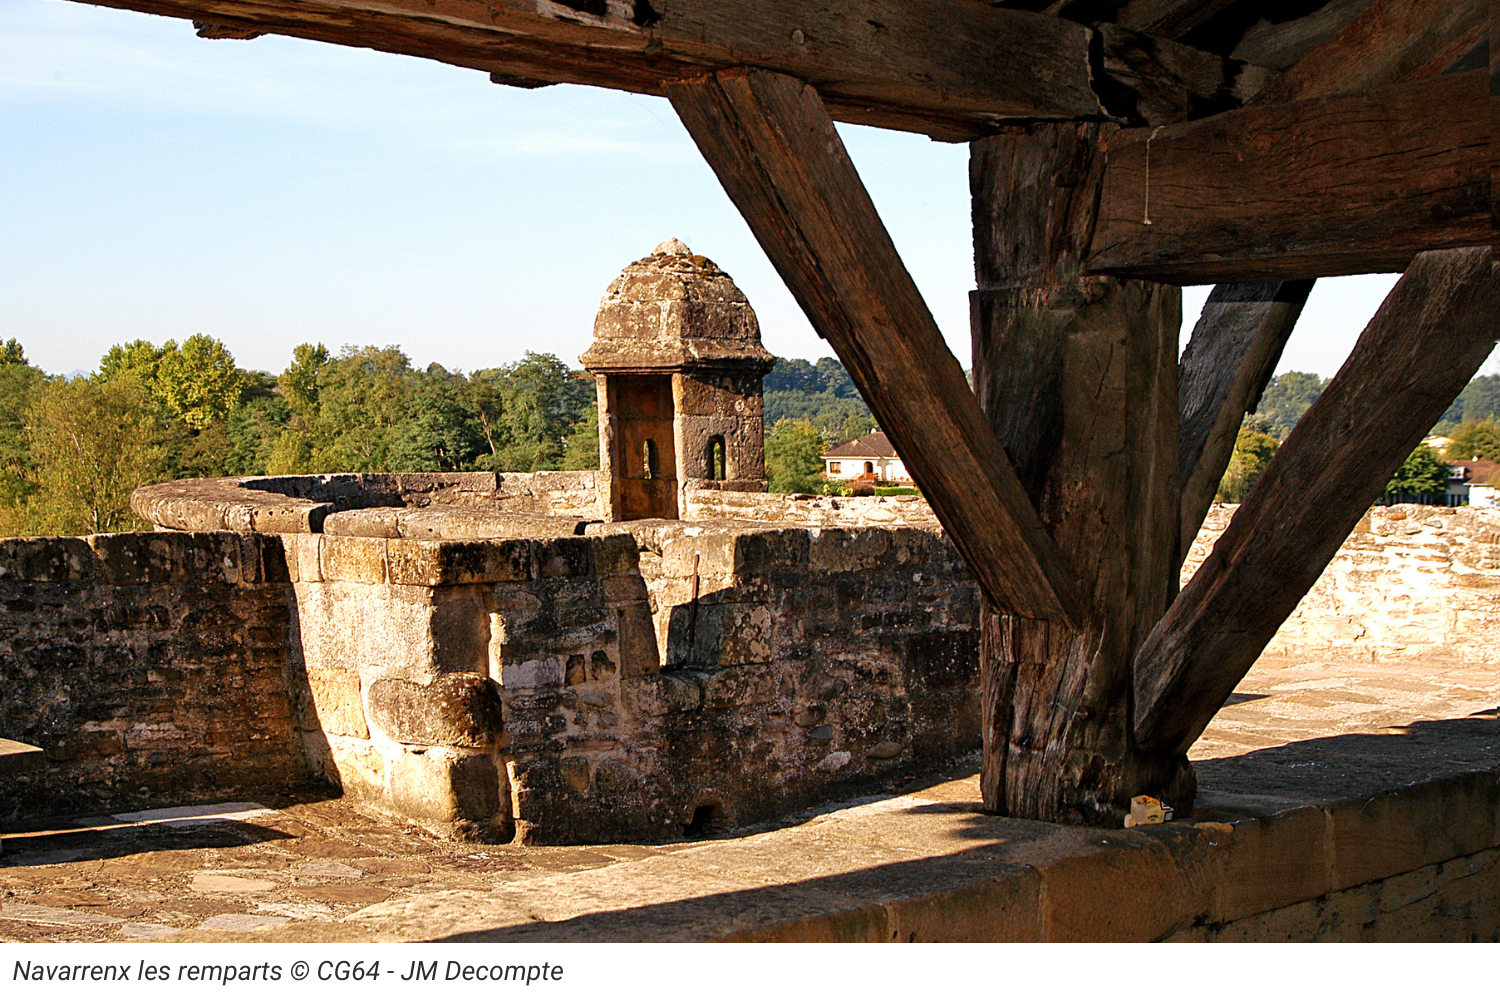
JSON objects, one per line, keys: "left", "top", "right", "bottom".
{"left": 132, "top": 473, "right": 600, "bottom": 539}
{"left": 0, "top": 532, "right": 288, "bottom": 587}
{"left": 168, "top": 717, "right": 1500, "bottom": 942}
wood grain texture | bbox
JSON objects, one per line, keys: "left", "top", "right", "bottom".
{"left": 1226, "top": 0, "right": 1378, "bottom": 71}
{"left": 971, "top": 124, "right": 1191, "bottom": 824}
{"left": 668, "top": 70, "right": 1081, "bottom": 623}
{"left": 1134, "top": 247, "right": 1500, "bottom": 755}
{"left": 1253, "top": 0, "right": 1487, "bottom": 103}
{"left": 1177, "top": 280, "right": 1313, "bottom": 561}
{"left": 973, "top": 281, "right": 1190, "bottom": 824}
{"left": 1087, "top": 71, "right": 1491, "bottom": 283}
{"left": 1094, "top": 25, "right": 1277, "bottom": 125}
{"left": 73, "top": 0, "right": 1102, "bottom": 140}
{"left": 1114, "top": 0, "right": 1239, "bottom": 39}
{"left": 1492, "top": 2, "right": 1498, "bottom": 247}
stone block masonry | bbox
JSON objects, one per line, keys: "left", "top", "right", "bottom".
{"left": 292, "top": 524, "right": 980, "bottom": 844}
{"left": 0, "top": 532, "right": 309, "bottom": 824}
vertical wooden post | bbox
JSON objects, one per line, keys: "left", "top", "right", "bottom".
{"left": 971, "top": 125, "right": 1193, "bottom": 823}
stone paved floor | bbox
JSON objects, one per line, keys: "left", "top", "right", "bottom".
{"left": 2, "top": 654, "right": 1496, "bottom": 942}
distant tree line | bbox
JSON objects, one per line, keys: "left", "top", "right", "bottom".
{"left": 763, "top": 357, "right": 877, "bottom": 446}
{"left": 761, "top": 357, "right": 882, "bottom": 494}
{"left": 12, "top": 334, "right": 1493, "bottom": 530}
{"left": 1219, "top": 370, "right": 1500, "bottom": 505}
{"left": 0, "top": 338, "right": 598, "bottom": 537}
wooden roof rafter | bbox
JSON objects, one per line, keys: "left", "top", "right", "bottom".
{"left": 74, "top": 0, "right": 1288, "bottom": 139}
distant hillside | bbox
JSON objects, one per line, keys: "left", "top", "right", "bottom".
{"left": 1436, "top": 375, "right": 1500, "bottom": 432}
{"left": 764, "top": 357, "right": 875, "bottom": 444}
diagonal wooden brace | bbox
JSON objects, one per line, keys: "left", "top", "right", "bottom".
{"left": 1177, "top": 279, "right": 1313, "bottom": 563}
{"left": 666, "top": 68, "right": 1082, "bottom": 625}
{"left": 1135, "top": 247, "right": 1500, "bottom": 754}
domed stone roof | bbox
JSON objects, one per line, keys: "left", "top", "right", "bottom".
{"left": 580, "top": 239, "right": 774, "bottom": 373}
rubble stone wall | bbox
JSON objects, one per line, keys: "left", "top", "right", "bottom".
{"left": 1184, "top": 504, "right": 1500, "bottom": 663}
{"left": 0, "top": 532, "right": 310, "bottom": 823}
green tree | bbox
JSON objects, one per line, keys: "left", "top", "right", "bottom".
{"left": 838, "top": 412, "right": 876, "bottom": 445}
{"left": 763, "top": 355, "right": 876, "bottom": 445}
{"left": 1250, "top": 371, "right": 1326, "bottom": 438}
{"left": 223, "top": 373, "right": 291, "bottom": 476}
{"left": 265, "top": 427, "right": 314, "bottom": 476}
{"left": 99, "top": 339, "right": 166, "bottom": 386}
{"left": 0, "top": 343, "right": 46, "bottom": 507}
{"left": 765, "top": 418, "right": 826, "bottom": 494}
{"left": 1386, "top": 443, "right": 1448, "bottom": 498}
{"left": 304, "top": 345, "right": 412, "bottom": 471}
{"left": 1216, "top": 428, "right": 1279, "bottom": 503}
{"left": 1442, "top": 420, "right": 1500, "bottom": 462}
{"left": 279, "top": 343, "right": 330, "bottom": 418}
{"left": 560, "top": 402, "right": 600, "bottom": 470}
{"left": 23, "top": 375, "right": 166, "bottom": 534}
{"left": 154, "top": 334, "right": 249, "bottom": 430}
{"left": 387, "top": 364, "right": 489, "bottom": 472}
{"left": 473, "top": 353, "right": 593, "bottom": 472}
{"left": 1437, "top": 375, "right": 1500, "bottom": 430}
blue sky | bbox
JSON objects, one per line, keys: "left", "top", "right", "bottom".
{"left": 1, "top": 0, "right": 1465, "bottom": 382}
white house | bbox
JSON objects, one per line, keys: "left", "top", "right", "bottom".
{"left": 821, "top": 431, "right": 912, "bottom": 483}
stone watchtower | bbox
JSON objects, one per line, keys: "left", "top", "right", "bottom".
{"left": 581, "top": 239, "right": 774, "bottom": 521}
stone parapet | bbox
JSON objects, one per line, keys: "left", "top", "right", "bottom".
{"left": 1185, "top": 503, "right": 1500, "bottom": 663}
{"left": 0, "top": 532, "right": 309, "bottom": 823}
{"left": 290, "top": 522, "right": 979, "bottom": 844}
{"left": 131, "top": 472, "right": 600, "bottom": 536}
{"left": 202, "top": 715, "right": 1500, "bottom": 942}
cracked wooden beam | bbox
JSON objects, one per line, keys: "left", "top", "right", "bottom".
{"left": 70, "top": 0, "right": 1276, "bottom": 138}
{"left": 74, "top": 0, "right": 1101, "bottom": 140}
{"left": 1252, "top": 0, "right": 1488, "bottom": 104}
{"left": 1086, "top": 71, "right": 1490, "bottom": 283}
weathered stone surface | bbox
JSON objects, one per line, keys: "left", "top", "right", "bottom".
{"left": 366, "top": 674, "right": 503, "bottom": 748}
{"left": 319, "top": 536, "right": 388, "bottom": 585}
{"left": 305, "top": 669, "right": 368, "bottom": 739}
{"left": 0, "top": 532, "right": 309, "bottom": 824}
{"left": 388, "top": 749, "right": 504, "bottom": 827}
{"left": 581, "top": 241, "right": 773, "bottom": 373}
{"left": 1194, "top": 799, "right": 1332, "bottom": 922}
{"left": 1183, "top": 504, "right": 1500, "bottom": 663}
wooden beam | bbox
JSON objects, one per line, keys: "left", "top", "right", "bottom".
{"left": 666, "top": 69, "right": 1082, "bottom": 624}
{"left": 1113, "top": 0, "right": 1238, "bottom": 40}
{"left": 1086, "top": 71, "right": 1490, "bottom": 283}
{"left": 1095, "top": 24, "right": 1277, "bottom": 124}
{"left": 971, "top": 123, "right": 1191, "bottom": 823}
{"left": 1134, "top": 247, "right": 1500, "bottom": 755}
{"left": 1177, "top": 280, "right": 1313, "bottom": 561}
{"left": 73, "top": 0, "right": 1102, "bottom": 140}
{"left": 1224, "top": 0, "right": 1381, "bottom": 71}
{"left": 1253, "top": 0, "right": 1487, "bottom": 103}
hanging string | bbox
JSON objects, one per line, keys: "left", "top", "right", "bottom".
{"left": 1142, "top": 125, "right": 1166, "bottom": 226}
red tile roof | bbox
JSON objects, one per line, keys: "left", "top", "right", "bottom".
{"left": 1449, "top": 459, "right": 1499, "bottom": 485}
{"left": 822, "top": 431, "right": 896, "bottom": 459}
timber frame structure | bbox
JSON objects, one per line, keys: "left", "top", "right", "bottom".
{"left": 65, "top": 0, "right": 1497, "bottom": 825}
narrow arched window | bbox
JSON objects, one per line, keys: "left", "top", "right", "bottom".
{"left": 705, "top": 436, "right": 726, "bottom": 480}
{"left": 643, "top": 438, "right": 657, "bottom": 480}
{"left": 864, "top": 461, "right": 874, "bottom": 475}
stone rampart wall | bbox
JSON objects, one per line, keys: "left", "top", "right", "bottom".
{"left": 1184, "top": 504, "right": 1500, "bottom": 662}
{"left": 0, "top": 532, "right": 310, "bottom": 823}
{"left": 290, "top": 524, "right": 980, "bottom": 844}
